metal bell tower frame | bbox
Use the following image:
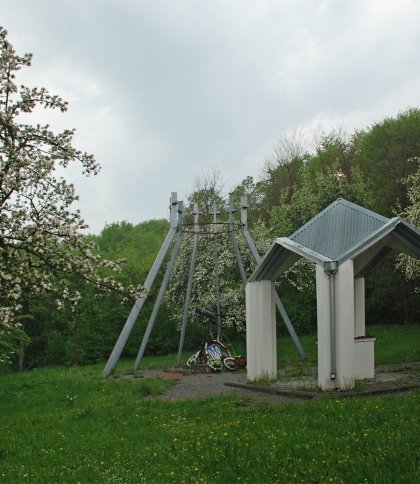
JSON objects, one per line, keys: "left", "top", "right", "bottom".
{"left": 102, "top": 192, "right": 305, "bottom": 377}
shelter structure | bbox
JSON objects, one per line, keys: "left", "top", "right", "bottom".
{"left": 246, "top": 198, "right": 420, "bottom": 390}
{"left": 103, "top": 193, "right": 305, "bottom": 377}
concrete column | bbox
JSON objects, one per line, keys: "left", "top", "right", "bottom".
{"left": 316, "top": 261, "right": 356, "bottom": 390}
{"left": 334, "top": 259, "right": 355, "bottom": 390}
{"left": 316, "top": 265, "right": 336, "bottom": 390}
{"left": 354, "top": 277, "right": 365, "bottom": 337}
{"left": 246, "top": 280, "right": 277, "bottom": 381}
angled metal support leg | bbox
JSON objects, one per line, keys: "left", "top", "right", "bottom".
{"left": 134, "top": 202, "right": 185, "bottom": 370}
{"left": 177, "top": 203, "right": 201, "bottom": 366}
{"left": 102, "top": 193, "right": 179, "bottom": 377}
{"left": 228, "top": 201, "right": 248, "bottom": 284}
{"left": 240, "top": 197, "right": 306, "bottom": 360}
{"left": 272, "top": 293, "right": 306, "bottom": 359}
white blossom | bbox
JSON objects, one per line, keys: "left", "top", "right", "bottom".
{"left": 0, "top": 28, "right": 144, "bottom": 362}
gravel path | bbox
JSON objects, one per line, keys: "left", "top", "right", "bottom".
{"left": 139, "top": 361, "right": 420, "bottom": 403}
{"left": 140, "top": 369, "right": 306, "bottom": 403}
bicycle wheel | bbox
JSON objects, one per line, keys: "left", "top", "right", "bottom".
{"left": 223, "top": 357, "right": 238, "bottom": 371}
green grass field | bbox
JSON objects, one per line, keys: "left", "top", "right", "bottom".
{"left": 1, "top": 325, "right": 419, "bottom": 483}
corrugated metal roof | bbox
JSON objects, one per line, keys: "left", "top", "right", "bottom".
{"left": 290, "top": 199, "right": 388, "bottom": 260}
{"left": 249, "top": 198, "right": 420, "bottom": 282}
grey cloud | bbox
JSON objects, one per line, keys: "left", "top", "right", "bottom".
{"left": 2, "top": 0, "right": 420, "bottom": 232}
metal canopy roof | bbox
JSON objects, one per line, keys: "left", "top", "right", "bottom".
{"left": 250, "top": 198, "right": 420, "bottom": 281}
{"left": 290, "top": 198, "right": 388, "bottom": 259}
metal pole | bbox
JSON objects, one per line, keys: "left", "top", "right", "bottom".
{"left": 133, "top": 202, "right": 185, "bottom": 370}
{"left": 177, "top": 203, "right": 201, "bottom": 366}
{"left": 240, "top": 196, "right": 306, "bottom": 360}
{"left": 212, "top": 203, "right": 222, "bottom": 337}
{"left": 102, "top": 193, "right": 179, "bottom": 377}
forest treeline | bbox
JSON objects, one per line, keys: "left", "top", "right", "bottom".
{"left": 15, "top": 108, "right": 420, "bottom": 370}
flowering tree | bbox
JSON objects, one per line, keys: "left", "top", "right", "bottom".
{"left": 165, "top": 228, "right": 256, "bottom": 334}
{"left": 396, "top": 157, "right": 420, "bottom": 288}
{"left": 0, "top": 28, "right": 141, "bottom": 363}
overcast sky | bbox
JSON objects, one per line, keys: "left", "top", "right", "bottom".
{"left": 2, "top": 0, "right": 420, "bottom": 233}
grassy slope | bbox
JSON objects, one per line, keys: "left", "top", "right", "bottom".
{"left": 0, "top": 325, "right": 419, "bottom": 483}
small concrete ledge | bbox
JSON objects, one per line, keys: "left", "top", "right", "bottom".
{"left": 225, "top": 380, "right": 420, "bottom": 400}
{"left": 353, "top": 337, "right": 376, "bottom": 380}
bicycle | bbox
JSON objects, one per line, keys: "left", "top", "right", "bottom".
{"left": 186, "top": 308, "right": 246, "bottom": 372}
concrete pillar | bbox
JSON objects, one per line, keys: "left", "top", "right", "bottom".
{"left": 246, "top": 280, "right": 277, "bottom": 380}
{"left": 334, "top": 259, "right": 356, "bottom": 390}
{"left": 316, "top": 261, "right": 356, "bottom": 390}
{"left": 354, "top": 277, "right": 365, "bottom": 337}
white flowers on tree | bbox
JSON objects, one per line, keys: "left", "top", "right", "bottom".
{"left": 396, "top": 157, "right": 420, "bottom": 287}
{"left": 0, "top": 28, "right": 142, "bottom": 362}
